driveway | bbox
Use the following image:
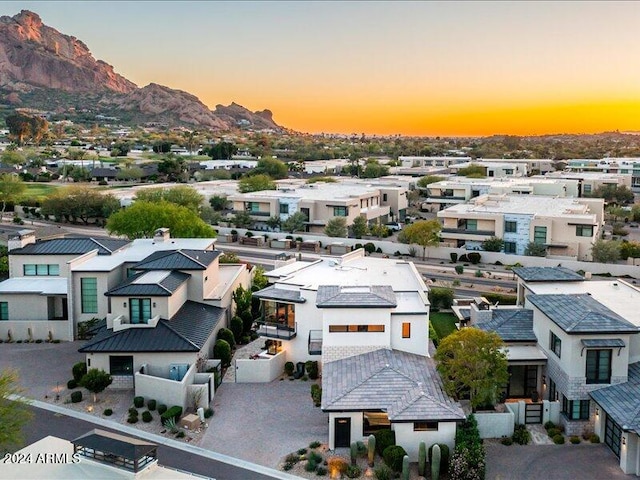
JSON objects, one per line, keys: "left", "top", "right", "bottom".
{"left": 0, "top": 341, "right": 85, "bottom": 399}
{"left": 486, "top": 443, "right": 628, "bottom": 479}
{"left": 201, "top": 380, "right": 328, "bottom": 468}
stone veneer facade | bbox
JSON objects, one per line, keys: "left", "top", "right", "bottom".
{"left": 322, "top": 345, "right": 388, "bottom": 364}
{"left": 109, "top": 375, "right": 134, "bottom": 389}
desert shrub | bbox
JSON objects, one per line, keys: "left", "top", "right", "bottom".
{"left": 308, "top": 451, "right": 322, "bottom": 463}
{"left": 283, "top": 462, "right": 294, "bottom": 471}
{"left": 127, "top": 415, "right": 138, "bottom": 424}
{"left": 501, "top": 437, "right": 513, "bottom": 446}
{"left": 309, "top": 440, "right": 322, "bottom": 449}
{"left": 285, "top": 453, "right": 300, "bottom": 464}
{"left": 133, "top": 396, "right": 144, "bottom": 408}
{"left": 553, "top": 434, "right": 565, "bottom": 444}
{"left": 285, "top": 362, "right": 295, "bottom": 376}
{"left": 147, "top": 399, "right": 157, "bottom": 411}
{"left": 204, "top": 408, "right": 214, "bottom": 418}
{"left": 306, "top": 360, "right": 319, "bottom": 380}
{"left": 512, "top": 424, "right": 531, "bottom": 445}
{"left": 161, "top": 405, "right": 183, "bottom": 425}
{"left": 305, "top": 460, "right": 318, "bottom": 472}
{"left": 142, "top": 411, "right": 153, "bottom": 423}
{"left": 316, "top": 466, "right": 327, "bottom": 476}
{"left": 128, "top": 407, "right": 138, "bottom": 416}
{"left": 176, "top": 431, "right": 185, "bottom": 438}
{"left": 544, "top": 421, "right": 556, "bottom": 431}
{"left": 458, "top": 254, "right": 469, "bottom": 262}
{"left": 383, "top": 445, "right": 407, "bottom": 472}
{"left": 157, "top": 404, "right": 167, "bottom": 415}
{"left": 364, "top": 242, "right": 376, "bottom": 254}
{"left": 373, "top": 465, "right": 392, "bottom": 480}
{"left": 72, "top": 361, "right": 87, "bottom": 382}
{"left": 468, "top": 252, "right": 481, "bottom": 264}
{"left": 298, "top": 448, "right": 308, "bottom": 455}
{"left": 547, "top": 427, "right": 561, "bottom": 438}
{"left": 374, "top": 429, "right": 396, "bottom": 456}
{"left": 450, "top": 252, "right": 458, "bottom": 262}
{"left": 67, "top": 379, "right": 77, "bottom": 390}
{"left": 590, "top": 434, "right": 600, "bottom": 443}
{"left": 455, "top": 265, "right": 464, "bottom": 274}
{"left": 103, "top": 408, "right": 113, "bottom": 416}
{"left": 70, "top": 391, "right": 82, "bottom": 403}
{"left": 570, "top": 436, "right": 581, "bottom": 444}
{"left": 345, "top": 465, "right": 362, "bottom": 478}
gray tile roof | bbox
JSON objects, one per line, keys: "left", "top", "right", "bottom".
{"left": 133, "top": 249, "right": 220, "bottom": 271}
{"left": 512, "top": 267, "right": 583, "bottom": 282}
{"left": 590, "top": 362, "right": 640, "bottom": 435}
{"left": 79, "top": 301, "right": 225, "bottom": 353}
{"left": 527, "top": 294, "right": 638, "bottom": 334}
{"left": 581, "top": 338, "right": 626, "bottom": 348}
{"left": 10, "top": 237, "right": 129, "bottom": 256}
{"left": 316, "top": 285, "right": 397, "bottom": 308}
{"left": 105, "top": 271, "right": 191, "bottom": 297}
{"left": 321, "top": 349, "right": 465, "bottom": 422}
{"left": 475, "top": 309, "right": 536, "bottom": 342}
{"left": 253, "top": 285, "right": 306, "bottom": 304}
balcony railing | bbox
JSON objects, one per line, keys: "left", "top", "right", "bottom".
{"left": 256, "top": 321, "right": 297, "bottom": 340}
{"left": 441, "top": 228, "right": 495, "bottom": 236}
{"left": 308, "top": 330, "right": 322, "bottom": 355}
{"left": 232, "top": 210, "right": 271, "bottom": 217}
{"left": 427, "top": 195, "right": 467, "bottom": 201}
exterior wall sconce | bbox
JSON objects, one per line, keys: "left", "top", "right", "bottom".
{"left": 123, "top": 302, "right": 127, "bottom": 307}
{"left": 153, "top": 302, "right": 156, "bottom": 308}
{"left": 595, "top": 408, "right": 600, "bottom": 416}
{"left": 542, "top": 375, "right": 546, "bottom": 386}
{"left": 622, "top": 436, "right": 626, "bottom": 446}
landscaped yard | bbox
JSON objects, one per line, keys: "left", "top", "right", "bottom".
{"left": 21, "top": 183, "right": 60, "bottom": 200}
{"left": 430, "top": 312, "right": 458, "bottom": 340}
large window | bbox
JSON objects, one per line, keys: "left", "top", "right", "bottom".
{"left": 333, "top": 206, "right": 348, "bottom": 217}
{"left": 576, "top": 225, "right": 594, "bottom": 237}
{"left": 586, "top": 349, "right": 612, "bottom": 384}
{"left": 0, "top": 302, "right": 7, "bottom": 321}
{"left": 109, "top": 356, "right": 133, "bottom": 376}
{"left": 549, "top": 331, "right": 561, "bottom": 358}
{"left": 562, "top": 396, "right": 590, "bottom": 420}
{"left": 245, "top": 202, "right": 259, "bottom": 212}
{"left": 130, "top": 298, "right": 152, "bottom": 324}
{"left": 279, "top": 203, "right": 289, "bottom": 214}
{"left": 548, "top": 377, "right": 558, "bottom": 401}
{"left": 24, "top": 264, "right": 60, "bottom": 276}
{"left": 329, "top": 325, "right": 385, "bottom": 333}
{"left": 465, "top": 219, "right": 478, "bottom": 231}
{"left": 504, "top": 241, "right": 516, "bottom": 254}
{"left": 504, "top": 221, "right": 517, "bottom": 233}
{"left": 402, "top": 323, "right": 411, "bottom": 338}
{"left": 81, "top": 278, "right": 98, "bottom": 314}
{"left": 534, "top": 226, "right": 547, "bottom": 245}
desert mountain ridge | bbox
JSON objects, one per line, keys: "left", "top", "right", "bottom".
{"left": 0, "top": 10, "right": 282, "bottom": 131}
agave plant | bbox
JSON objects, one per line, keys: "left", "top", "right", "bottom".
{"left": 163, "top": 417, "right": 179, "bottom": 434}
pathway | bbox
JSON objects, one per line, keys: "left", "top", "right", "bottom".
{"left": 222, "top": 338, "right": 268, "bottom": 383}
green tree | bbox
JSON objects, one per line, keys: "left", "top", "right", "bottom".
{"left": 231, "top": 211, "right": 254, "bottom": 228}
{"left": 1, "top": 150, "right": 25, "bottom": 166}
{"left": 456, "top": 164, "right": 486, "bottom": 177}
{"left": 116, "top": 167, "right": 143, "bottom": 181}
{"left": 134, "top": 186, "right": 203, "bottom": 212}
{"left": 361, "top": 159, "right": 389, "bottom": 178}
{"left": 266, "top": 215, "right": 281, "bottom": 231}
{"left": 402, "top": 220, "right": 441, "bottom": 260}
{"left": 238, "top": 174, "right": 276, "bottom": 193}
{"left": 281, "top": 212, "right": 307, "bottom": 233}
{"left": 79, "top": 368, "right": 113, "bottom": 403}
{"left": 204, "top": 142, "right": 238, "bottom": 160}
{"left": 524, "top": 242, "right": 547, "bottom": 257}
{"left": 351, "top": 215, "right": 368, "bottom": 239}
{"left": 370, "top": 222, "right": 390, "bottom": 238}
{"left": 209, "top": 195, "right": 229, "bottom": 211}
{"left": 481, "top": 236, "right": 504, "bottom": 252}
{"left": 416, "top": 175, "right": 445, "bottom": 189}
{"left": 0, "top": 369, "right": 33, "bottom": 453}
{"left": 157, "top": 157, "right": 188, "bottom": 182}
{"left": 591, "top": 239, "right": 621, "bottom": 263}
{"left": 325, "top": 217, "right": 348, "bottom": 237}
{"left": 591, "top": 184, "right": 634, "bottom": 205}
{"left": 152, "top": 141, "right": 172, "bottom": 154}
{"left": 620, "top": 240, "right": 640, "bottom": 260}
{"left": 0, "top": 174, "right": 25, "bottom": 222}
{"left": 106, "top": 201, "right": 216, "bottom": 239}
{"left": 632, "top": 204, "right": 640, "bottom": 222}
{"left": 435, "top": 328, "right": 509, "bottom": 410}
{"left": 252, "top": 266, "right": 269, "bottom": 290}
{"left": 254, "top": 157, "right": 288, "bottom": 179}
{"left": 42, "top": 186, "right": 120, "bottom": 225}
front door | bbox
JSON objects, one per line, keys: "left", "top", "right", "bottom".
{"left": 605, "top": 414, "right": 622, "bottom": 458}
{"left": 335, "top": 417, "right": 351, "bottom": 448}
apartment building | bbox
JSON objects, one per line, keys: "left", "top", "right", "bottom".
{"left": 565, "top": 158, "right": 640, "bottom": 190}
{"left": 449, "top": 158, "right": 556, "bottom": 177}
{"left": 228, "top": 181, "right": 408, "bottom": 232}
{"left": 437, "top": 194, "right": 604, "bottom": 260}
{"left": 398, "top": 156, "right": 471, "bottom": 169}
{"left": 540, "top": 171, "right": 633, "bottom": 194}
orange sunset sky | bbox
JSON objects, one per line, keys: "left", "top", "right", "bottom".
{"left": 5, "top": 1, "right": 640, "bottom": 136}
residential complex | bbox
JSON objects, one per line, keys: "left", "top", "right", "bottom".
{"left": 448, "top": 158, "right": 556, "bottom": 177}
{"left": 437, "top": 194, "right": 604, "bottom": 260}
{"left": 565, "top": 158, "right": 640, "bottom": 190}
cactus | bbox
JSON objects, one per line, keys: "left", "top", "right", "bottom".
{"left": 431, "top": 444, "right": 441, "bottom": 480}
{"left": 367, "top": 434, "right": 376, "bottom": 467}
{"left": 402, "top": 455, "right": 409, "bottom": 480}
{"left": 418, "top": 441, "right": 427, "bottom": 476}
{"left": 350, "top": 441, "right": 357, "bottom": 466}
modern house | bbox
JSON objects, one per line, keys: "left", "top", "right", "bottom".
{"left": 448, "top": 158, "right": 555, "bottom": 177}
{"left": 565, "top": 158, "right": 640, "bottom": 191}
{"left": 436, "top": 194, "right": 604, "bottom": 260}
{"left": 253, "top": 249, "right": 465, "bottom": 455}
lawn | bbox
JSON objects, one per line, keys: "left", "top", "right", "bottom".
{"left": 430, "top": 312, "right": 458, "bottom": 340}
{"left": 21, "top": 183, "right": 60, "bottom": 201}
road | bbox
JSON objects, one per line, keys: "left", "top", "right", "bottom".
{"left": 21, "top": 406, "right": 285, "bottom": 480}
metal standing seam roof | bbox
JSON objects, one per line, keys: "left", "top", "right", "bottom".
{"left": 527, "top": 294, "right": 639, "bottom": 334}
{"left": 10, "top": 237, "right": 130, "bottom": 256}
{"left": 105, "top": 271, "right": 191, "bottom": 297}
{"left": 78, "top": 301, "right": 225, "bottom": 353}
{"left": 252, "top": 285, "right": 306, "bottom": 304}
{"left": 590, "top": 362, "right": 640, "bottom": 435}
{"left": 72, "top": 429, "right": 157, "bottom": 462}
{"left": 321, "top": 349, "right": 465, "bottom": 422}
{"left": 581, "top": 338, "right": 626, "bottom": 348}
{"left": 475, "top": 309, "right": 537, "bottom": 342}
{"left": 316, "top": 285, "right": 397, "bottom": 308}
{"left": 132, "top": 249, "right": 220, "bottom": 271}
{"left": 512, "top": 267, "right": 584, "bottom": 282}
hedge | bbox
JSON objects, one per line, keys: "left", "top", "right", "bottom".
{"left": 161, "top": 405, "right": 183, "bottom": 424}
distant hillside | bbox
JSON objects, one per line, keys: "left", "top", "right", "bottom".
{"left": 0, "top": 10, "right": 283, "bottom": 131}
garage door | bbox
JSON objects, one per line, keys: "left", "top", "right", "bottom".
{"left": 605, "top": 414, "right": 622, "bottom": 458}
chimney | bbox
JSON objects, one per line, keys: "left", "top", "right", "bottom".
{"left": 469, "top": 299, "right": 493, "bottom": 325}
{"left": 153, "top": 228, "right": 170, "bottom": 242}
{"left": 8, "top": 229, "right": 36, "bottom": 251}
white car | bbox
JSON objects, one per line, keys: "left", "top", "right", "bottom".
{"left": 385, "top": 222, "right": 403, "bottom": 232}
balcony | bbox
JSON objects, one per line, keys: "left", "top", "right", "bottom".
{"left": 256, "top": 321, "right": 297, "bottom": 340}
{"left": 441, "top": 228, "right": 495, "bottom": 236}
{"left": 427, "top": 195, "right": 467, "bottom": 201}
{"left": 232, "top": 210, "right": 271, "bottom": 217}
{"left": 308, "top": 330, "right": 322, "bottom": 355}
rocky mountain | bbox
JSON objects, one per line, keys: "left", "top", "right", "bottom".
{"left": 0, "top": 10, "right": 282, "bottom": 131}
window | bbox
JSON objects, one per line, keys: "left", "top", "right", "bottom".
{"left": 465, "top": 219, "right": 477, "bottom": 231}
{"left": 504, "top": 221, "right": 517, "bottom": 233}
{"left": 534, "top": 226, "right": 547, "bottom": 245}
{"left": 279, "top": 203, "right": 289, "bottom": 214}
{"left": 583, "top": 184, "right": 592, "bottom": 194}
{"left": 109, "top": 356, "right": 133, "bottom": 376}
{"left": 504, "top": 241, "right": 517, "bottom": 254}
{"left": 548, "top": 377, "right": 557, "bottom": 401}
{"left": 562, "top": 396, "right": 590, "bottom": 420}
{"left": 329, "top": 325, "right": 385, "bottom": 333}
{"left": 333, "top": 206, "right": 348, "bottom": 217}
{"left": 549, "top": 331, "right": 561, "bottom": 358}
{"left": 81, "top": 278, "right": 98, "bottom": 314}
{"left": 576, "top": 225, "right": 594, "bottom": 237}
{"left": 505, "top": 169, "right": 514, "bottom": 175}
{"left": 586, "top": 349, "right": 612, "bottom": 384}
{"left": 245, "top": 202, "right": 259, "bottom": 212}
{"left": 23, "top": 264, "right": 59, "bottom": 276}
{"left": 130, "top": 298, "right": 152, "bottom": 324}
{"left": 414, "top": 422, "right": 438, "bottom": 431}
{"left": 402, "top": 323, "right": 411, "bottom": 338}
{"left": 383, "top": 194, "right": 388, "bottom": 201}
{"left": 0, "top": 302, "right": 7, "bottom": 320}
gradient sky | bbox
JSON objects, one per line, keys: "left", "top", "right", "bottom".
{"left": 2, "top": 1, "right": 640, "bottom": 136}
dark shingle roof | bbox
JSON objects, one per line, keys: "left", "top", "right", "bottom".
{"left": 527, "top": 294, "right": 638, "bottom": 334}
{"left": 79, "top": 301, "right": 225, "bottom": 353}
{"left": 322, "top": 349, "right": 465, "bottom": 422}
{"left": 475, "top": 309, "right": 536, "bottom": 342}
{"left": 90, "top": 168, "right": 118, "bottom": 178}
{"left": 10, "top": 237, "right": 129, "bottom": 256}
{"left": 316, "top": 285, "right": 397, "bottom": 308}
{"left": 133, "top": 249, "right": 220, "bottom": 271}
{"left": 253, "top": 285, "right": 306, "bottom": 304}
{"left": 105, "top": 271, "right": 191, "bottom": 297}
{"left": 512, "top": 267, "right": 583, "bottom": 282}
{"left": 590, "top": 362, "right": 640, "bottom": 435}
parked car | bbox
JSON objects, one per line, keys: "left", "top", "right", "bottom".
{"left": 385, "top": 222, "right": 403, "bottom": 232}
